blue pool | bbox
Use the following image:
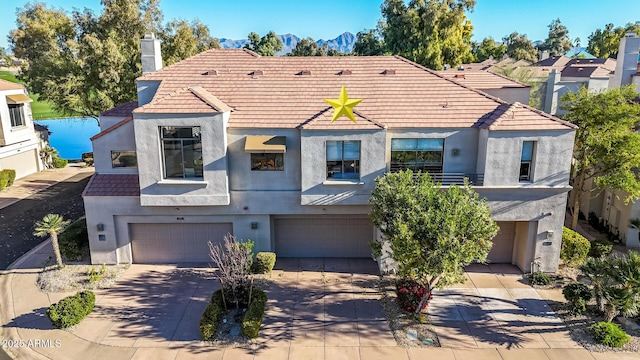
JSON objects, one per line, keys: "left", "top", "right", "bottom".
{"left": 34, "top": 118, "right": 100, "bottom": 160}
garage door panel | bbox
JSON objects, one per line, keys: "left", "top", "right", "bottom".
{"left": 130, "top": 223, "right": 232, "bottom": 263}
{"left": 275, "top": 216, "right": 372, "bottom": 258}
{"left": 488, "top": 222, "right": 515, "bottom": 263}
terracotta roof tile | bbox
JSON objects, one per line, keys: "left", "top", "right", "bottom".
{"left": 133, "top": 49, "right": 573, "bottom": 131}
{"left": 134, "top": 86, "right": 231, "bottom": 114}
{"left": 561, "top": 66, "right": 612, "bottom": 78}
{"left": 531, "top": 56, "right": 572, "bottom": 68}
{"left": 478, "top": 102, "right": 577, "bottom": 131}
{"left": 297, "top": 108, "right": 385, "bottom": 130}
{"left": 90, "top": 116, "right": 133, "bottom": 141}
{"left": 0, "top": 79, "right": 25, "bottom": 91}
{"left": 82, "top": 174, "right": 140, "bottom": 196}
{"left": 100, "top": 101, "right": 137, "bottom": 117}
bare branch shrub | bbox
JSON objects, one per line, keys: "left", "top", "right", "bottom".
{"left": 209, "top": 234, "right": 253, "bottom": 309}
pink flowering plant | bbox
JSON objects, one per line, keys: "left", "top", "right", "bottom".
{"left": 396, "top": 278, "right": 432, "bottom": 312}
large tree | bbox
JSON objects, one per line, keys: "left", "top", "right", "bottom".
{"left": 370, "top": 170, "right": 498, "bottom": 313}
{"left": 561, "top": 85, "right": 640, "bottom": 230}
{"left": 539, "top": 18, "right": 572, "bottom": 57}
{"left": 502, "top": 32, "right": 537, "bottom": 62}
{"left": 10, "top": 1, "right": 217, "bottom": 121}
{"left": 159, "top": 19, "right": 219, "bottom": 66}
{"left": 244, "top": 31, "right": 282, "bottom": 56}
{"left": 352, "top": 29, "right": 386, "bottom": 56}
{"left": 587, "top": 22, "right": 640, "bottom": 58}
{"left": 472, "top": 37, "right": 506, "bottom": 62}
{"left": 378, "top": 0, "right": 475, "bottom": 70}
{"left": 289, "top": 37, "right": 327, "bottom": 56}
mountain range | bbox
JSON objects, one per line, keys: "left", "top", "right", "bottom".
{"left": 218, "top": 32, "right": 356, "bottom": 55}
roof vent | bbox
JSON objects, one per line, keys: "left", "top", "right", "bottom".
{"left": 202, "top": 70, "right": 218, "bottom": 76}
{"left": 382, "top": 69, "right": 396, "bottom": 75}
{"left": 454, "top": 74, "right": 465, "bottom": 79}
{"left": 457, "top": 66, "right": 465, "bottom": 71}
{"left": 338, "top": 70, "right": 352, "bottom": 76}
{"left": 296, "top": 70, "right": 312, "bottom": 76}
{"left": 249, "top": 70, "right": 264, "bottom": 77}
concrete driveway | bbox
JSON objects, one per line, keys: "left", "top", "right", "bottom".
{"left": 429, "top": 263, "right": 581, "bottom": 349}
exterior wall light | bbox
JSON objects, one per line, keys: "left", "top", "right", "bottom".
{"left": 251, "top": 222, "right": 258, "bottom": 229}
{"left": 451, "top": 148, "right": 460, "bottom": 156}
{"left": 97, "top": 223, "right": 105, "bottom": 231}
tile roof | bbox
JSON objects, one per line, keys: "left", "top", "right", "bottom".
{"left": 82, "top": 174, "right": 140, "bottom": 196}
{"left": 435, "top": 70, "right": 529, "bottom": 90}
{"left": 131, "top": 49, "right": 572, "bottom": 131}
{"left": 134, "top": 86, "right": 231, "bottom": 114}
{"left": 297, "top": 108, "right": 385, "bottom": 130}
{"left": 0, "top": 79, "right": 25, "bottom": 91}
{"left": 100, "top": 101, "right": 137, "bottom": 117}
{"left": 567, "top": 58, "right": 616, "bottom": 71}
{"left": 90, "top": 116, "right": 133, "bottom": 141}
{"left": 478, "top": 102, "right": 577, "bottom": 131}
{"left": 561, "top": 66, "right": 612, "bottom": 78}
{"left": 531, "top": 56, "right": 572, "bottom": 68}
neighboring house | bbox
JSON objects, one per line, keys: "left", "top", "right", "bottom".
{"left": 82, "top": 35, "right": 576, "bottom": 272}
{"left": 435, "top": 70, "right": 531, "bottom": 104}
{"left": 0, "top": 79, "right": 46, "bottom": 179}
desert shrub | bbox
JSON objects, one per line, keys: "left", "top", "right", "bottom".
{"left": 589, "top": 238, "right": 613, "bottom": 258}
{"left": 396, "top": 278, "right": 431, "bottom": 313}
{"left": 561, "top": 227, "right": 590, "bottom": 266}
{"left": 1, "top": 169, "right": 16, "bottom": 187}
{"left": 254, "top": 252, "right": 276, "bottom": 273}
{"left": 563, "top": 282, "right": 592, "bottom": 316}
{"left": 529, "top": 271, "right": 552, "bottom": 286}
{"left": 58, "top": 219, "right": 89, "bottom": 261}
{"left": 87, "top": 264, "right": 107, "bottom": 283}
{"left": 0, "top": 171, "right": 9, "bottom": 191}
{"left": 590, "top": 321, "right": 630, "bottom": 347}
{"left": 200, "top": 290, "right": 224, "bottom": 340}
{"left": 209, "top": 234, "right": 254, "bottom": 308}
{"left": 242, "top": 289, "right": 267, "bottom": 338}
{"left": 46, "top": 291, "right": 95, "bottom": 328}
{"left": 52, "top": 157, "right": 68, "bottom": 168}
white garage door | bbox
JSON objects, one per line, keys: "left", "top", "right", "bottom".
{"left": 274, "top": 216, "right": 373, "bottom": 258}
{"left": 488, "top": 221, "right": 515, "bottom": 263}
{"left": 0, "top": 149, "right": 38, "bottom": 179}
{"left": 130, "top": 223, "right": 232, "bottom": 263}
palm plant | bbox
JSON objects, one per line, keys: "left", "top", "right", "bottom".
{"left": 34, "top": 214, "right": 70, "bottom": 268}
{"left": 579, "top": 256, "right": 610, "bottom": 312}
{"left": 601, "top": 253, "right": 640, "bottom": 322}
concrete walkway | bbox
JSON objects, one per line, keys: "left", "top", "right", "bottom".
{"left": 0, "top": 163, "right": 94, "bottom": 210}
{"left": 2, "top": 246, "right": 640, "bottom": 359}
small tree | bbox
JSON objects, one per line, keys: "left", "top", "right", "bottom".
{"left": 34, "top": 214, "right": 70, "bottom": 268}
{"left": 208, "top": 234, "right": 253, "bottom": 309}
{"left": 370, "top": 170, "right": 499, "bottom": 314}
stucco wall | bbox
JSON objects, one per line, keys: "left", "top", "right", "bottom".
{"left": 134, "top": 112, "right": 230, "bottom": 206}
{"left": 482, "top": 88, "right": 530, "bottom": 105}
{"left": 300, "top": 129, "right": 386, "bottom": 205}
{"left": 0, "top": 88, "right": 35, "bottom": 147}
{"left": 92, "top": 120, "right": 138, "bottom": 174}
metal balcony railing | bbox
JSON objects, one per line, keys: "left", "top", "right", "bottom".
{"left": 388, "top": 168, "right": 484, "bottom": 186}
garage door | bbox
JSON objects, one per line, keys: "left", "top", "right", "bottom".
{"left": 274, "top": 216, "right": 373, "bottom": 257}
{"left": 0, "top": 149, "right": 38, "bottom": 179}
{"left": 130, "top": 223, "right": 232, "bottom": 263}
{"left": 488, "top": 221, "right": 515, "bottom": 263}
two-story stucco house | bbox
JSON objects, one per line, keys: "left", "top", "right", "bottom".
{"left": 82, "top": 35, "right": 576, "bottom": 272}
{"left": 0, "top": 79, "right": 47, "bottom": 179}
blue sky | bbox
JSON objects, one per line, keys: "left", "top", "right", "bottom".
{"left": 1, "top": 0, "right": 639, "bottom": 50}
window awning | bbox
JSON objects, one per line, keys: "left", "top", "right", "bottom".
{"left": 6, "top": 94, "right": 32, "bottom": 104}
{"left": 244, "top": 136, "right": 286, "bottom": 153}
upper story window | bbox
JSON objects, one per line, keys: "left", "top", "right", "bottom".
{"left": 160, "top": 126, "right": 202, "bottom": 179}
{"left": 391, "top": 138, "right": 444, "bottom": 173}
{"left": 251, "top": 153, "right": 284, "bottom": 171}
{"left": 520, "top": 141, "right": 535, "bottom": 182}
{"left": 111, "top": 151, "right": 138, "bottom": 168}
{"left": 9, "top": 104, "right": 25, "bottom": 127}
{"left": 326, "top": 140, "right": 360, "bottom": 180}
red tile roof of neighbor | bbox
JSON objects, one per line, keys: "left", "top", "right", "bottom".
{"left": 130, "top": 49, "right": 572, "bottom": 131}
{"left": 435, "top": 70, "right": 530, "bottom": 90}
{"left": 82, "top": 174, "right": 140, "bottom": 196}
{"left": 100, "top": 101, "right": 138, "bottom": 117}
{"left": 0, "top": 79, "right": 25, "bottom": 91}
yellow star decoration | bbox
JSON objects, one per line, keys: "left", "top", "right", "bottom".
{"left": 324, "top": 86, "right": 363, "bottom": 123}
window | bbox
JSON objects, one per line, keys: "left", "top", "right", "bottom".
{"left": 391, "top": 138, "right": 444, "bottom": 173}
{"left": 9, "top": 104, "right": 24, "bottom": 127}
{"left": 326, "top": 140, "right": 360, "bottom": 179}
{"left": 251, "top": 153, "right": 284, "bottom": 171}
{"left": 160, "top": 127, "right": 202, "bottom": 179}
{"left": 520, "top": 141, "right": 535, "bottom": 181}
{"left": 111, "top": 151, "right": 138, "bottom": 168}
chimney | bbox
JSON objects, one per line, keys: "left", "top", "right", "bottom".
{"left": 610, "top": 32, "right": 640, "bottom": 89}
{"left": 539, "top": 50, "right": 550, "bottom": 61}
{"left": 141, "top": 33, "right": 162, "bottom": 75}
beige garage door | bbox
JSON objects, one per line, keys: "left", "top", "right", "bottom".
{"left": 0, "top": 149, "right": 38, "bottom": 179}
{"left": 130, "top": 223, "right": 232, "bottom": 263}
{"left": 488, "top": 221, "right": 515, "bottom": 263}
{"left": 274, "top": 216, "right": 373, "bottom": 257}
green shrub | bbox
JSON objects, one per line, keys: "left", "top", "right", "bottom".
{"left": 1, "top": 169, "right": 16, "bottom": 187}
{"left": 529, "top": 271, "right": 552, "bottom": 286}
{"left": 589, "top": 238, "right": 613, "bottom": 258}
{"left": 239, "top": 240, "right": 255, "bottom": 274}
{"left": 590, "top": 321, "right": 630, "bottom": 347}
{"left": 254, "top": 252, "right": 276, "bottom": 273}
{"left": 46, "top": 291, "right": 95, "bottom": 328}
{"left": 242, "top": 289, "right": 267, "bottom": 338}
{"left": 58, "top": 219, "right": 89, "bottom": 261}
{"left": 87, "top": 264, "right": 107, "bottom": 283}
{"left": 200, "top": 290, "right": 224, "bottom": 340}
{"left": 561, "top": 227, "right": 591, "bottom": 266}
{"left": 563, "top": 282, "right": 592, "bottom": 316}
{"left": 52, "top": 157, "right": 68, "bottom": 168}
{"left": 0, "top": 171, "right": 9, "bottom": 191}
